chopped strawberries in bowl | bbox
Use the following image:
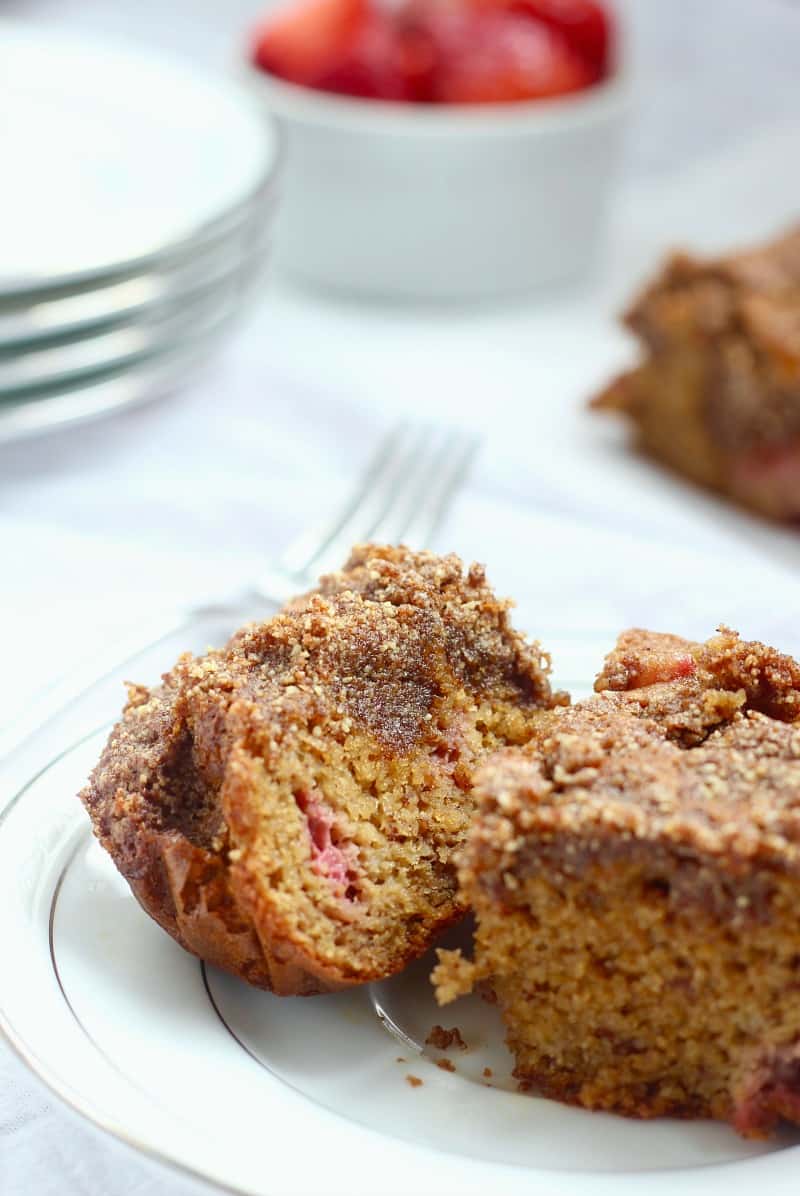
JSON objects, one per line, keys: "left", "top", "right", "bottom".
{"left": 312, "top": 9, "right": 438, "bottom": 100}
{"left": 250, "top": 0, "right": 613, "bottom": 103}
{"left": 425, "top": 9, "right": 594, "bottom": 103}
{"left": 252, "top": 0, "right": 369, "bottom": 87}
{"left": 502, "top": 0, "right": 612, "bottom": 76}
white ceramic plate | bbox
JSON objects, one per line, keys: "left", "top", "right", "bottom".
{"left": 0, "top": 24, "right": 280, "bottom": 443}
{"left": 0, "top": 236, "right": 269, "bottom": 395}
{"left": 0, "top": 25, "right": 280, "bottom": 294}
{"left": 0, "top": 191, "right": 277, "bottom": 355}
{"left": 0, "top": 331, "right": 227, "bottom": 444}
{"left": 0, "top": 221, "right": 271, "bottom": 440}
{"left": 2, "top": 629, "right": 800, "bottom": 1196}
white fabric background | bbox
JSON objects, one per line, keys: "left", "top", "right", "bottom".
{"left": 3, "top": 1, "right": 800, "bottom": 1192}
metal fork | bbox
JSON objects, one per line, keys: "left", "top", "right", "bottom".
{"left": 0, "top": 420, "right": 478, "bottom": 761}
{"left": 246, "top": 420, "right": 478, "bottom": 605}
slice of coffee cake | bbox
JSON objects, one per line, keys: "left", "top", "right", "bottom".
{"left": 592, "top": 226, "right": 800, "bottom": 520}
{"left": 435, "top": 628, "right": 800, "bottom": 1134}
{"left": 82, "top": 545, "right": 563, "bottom": 995}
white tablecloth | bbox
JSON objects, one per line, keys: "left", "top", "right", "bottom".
{"left": 4, "top": 1, "right": 800, "bottom": 1192}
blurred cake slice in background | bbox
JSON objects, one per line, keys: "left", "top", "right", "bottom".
{"left": 592, "top": 226, "right": 800, "bottom": 521}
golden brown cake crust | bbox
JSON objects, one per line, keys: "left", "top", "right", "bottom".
{"left": 81, "top": 680, "right": 321, "bottom": 993}
{"left": 592, "top": 226, "right": 800, "bottom": 520}
{"left": 436, "top": 627, "right": 800, "bottom": 1134}
{"left": 82, "top": 545, "right": 560, "bottom": 995}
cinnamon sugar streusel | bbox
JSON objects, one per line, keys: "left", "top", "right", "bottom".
{"left": 435, "top": 628, "right": 800, "bottom": 1136}
{"left": 82, "top": 544, "right": 563, "bottom": 996}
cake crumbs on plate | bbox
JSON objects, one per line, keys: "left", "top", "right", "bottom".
{"left": 425, "top": 1024, "right": 468, "bottom": 1051}
{"left": 436, "top": 1057, "right": 456, "bottom": 1072}
{"left": 406, "top": 1075, "right": 423, "bottom": 1088}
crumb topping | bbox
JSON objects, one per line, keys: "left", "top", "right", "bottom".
{"left": 189, "top": 543, "right": 559, "bottom": 758}
{"left": 469, "top": 628, "right": 800, "bottom": 892}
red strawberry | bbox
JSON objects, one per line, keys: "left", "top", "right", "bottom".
{"left": 478, "top": 0, "right": 612, "bottom": 76}
{"left": 251, "top": 0, "right": 607, "bottom": 102}
{"left": 314, "top": 10, "right": 437, "bottom": 100}
{"left": 429, "top": 9, "right": 594, "bottom": 104}
{"left": 625, "top": 653, "right": 697, "bottom": 689}
{"left": 252, "top": 0, "right": 369, "bottom": 87}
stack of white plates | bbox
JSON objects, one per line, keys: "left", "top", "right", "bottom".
{"left": 0, "top": 25, "right": 281, "bottom": 443}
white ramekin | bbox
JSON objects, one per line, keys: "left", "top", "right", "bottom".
{"left": 244, "top": 37, "right": 630, "bottom": 300}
